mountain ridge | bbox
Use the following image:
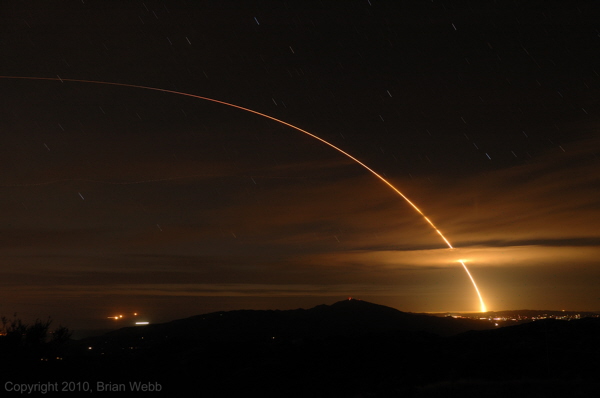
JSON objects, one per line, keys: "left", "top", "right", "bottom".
{"left": 5, "top": 299, "right": 600, "bottom": 397}
{"left": 89, "top": 298, "right": 495, "bottom": 345}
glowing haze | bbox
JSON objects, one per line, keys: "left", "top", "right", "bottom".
{"left": 1, "top": 2, "right": 599, "bottom": 331}
{"left": 1, "top": 75, "right": 490, "bottom": 313}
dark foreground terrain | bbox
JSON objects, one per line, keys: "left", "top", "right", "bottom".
{"left": 2, "top": 299, "right": 599, "bottom": 397}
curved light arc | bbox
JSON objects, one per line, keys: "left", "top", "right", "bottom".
{"left": 0, "top": 75, "right": 487, "bottom": 312}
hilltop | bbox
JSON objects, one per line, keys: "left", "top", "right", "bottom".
{"left": 88, "top": 298, "right": 494, "bottom": 346}
{"left": 3, "top": 299, "right": 599, "bottom": 397}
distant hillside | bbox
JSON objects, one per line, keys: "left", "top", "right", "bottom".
{"left": 4, "top": 300, "right": 599, "bottom": 397}
{"left": 87, "top": 299, "right": 494, "bottom": 347}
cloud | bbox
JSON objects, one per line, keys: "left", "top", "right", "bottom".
{"left": 416, "top": 135, "right": 600, "bottom": 245}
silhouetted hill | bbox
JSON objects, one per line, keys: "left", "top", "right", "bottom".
{"left": 3, "top": 300, "right": 599, "bottom": 397}
{"left": 85, "top": 299, "right": 493, "bottom": 348}
{"left": 447, "top": 316, "right": 600, "bottom": 379}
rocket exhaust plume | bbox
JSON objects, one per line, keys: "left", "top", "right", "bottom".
{"left": 0, "top": 75, "right": 487, "bottom": 312}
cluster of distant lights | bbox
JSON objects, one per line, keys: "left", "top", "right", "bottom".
{"left": 107, "top": 312, "right": 149, "bottom": 325}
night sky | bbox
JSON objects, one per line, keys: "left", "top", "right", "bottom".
{"left": 2, "top": 1, "right": 600, "bottom": 331}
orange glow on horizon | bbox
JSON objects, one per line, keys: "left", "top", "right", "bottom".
{"left": 0, "top": 75, "right": 489, "bottom": 312}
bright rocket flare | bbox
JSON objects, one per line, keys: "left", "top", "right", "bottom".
{"left": 0, "top": 75, "right": 488, "bottom": 312}
{"left": 459, "top": 260, "right": 487, "bottom": 312}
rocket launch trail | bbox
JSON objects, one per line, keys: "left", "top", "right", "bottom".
{"left": 0, "top": 75, "right": 487, "bottom": 312}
